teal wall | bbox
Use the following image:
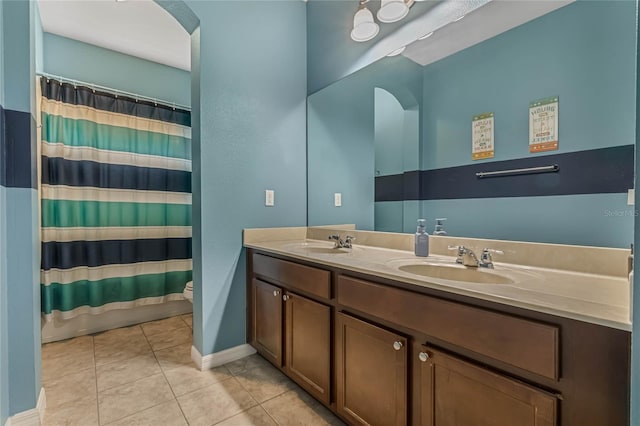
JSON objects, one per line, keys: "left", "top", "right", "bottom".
{"left": 420, "top": 0, "right": 636, "bottom": 247}
{"left": 43, "top": 33, "right": 191, "bottom": 107}
{"left": 0, "top": 0, "right": 41, "bottom": 420}
{"left": 185, "top": 0, "right": 307, "bottom": 355}
{"left": 307, "top": 56, "right": 422, "bottom": 230}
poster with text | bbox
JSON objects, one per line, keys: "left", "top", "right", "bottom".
{"left": 529, "top": 96, "right": 558, "bottom": 153}
{"left": 472, "top": 112, "right": 494, "bottom": 160}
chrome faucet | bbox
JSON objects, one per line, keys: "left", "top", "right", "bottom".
{"left": 448, "top": 246, "right": 503, "bottom": 268}
{"left": 479, "top": 248, "right": 504, "bottom": 269}
{"left": 328, "top": 235, "right": 356, "bottom": 249}
{"left": 449, "top": 245, "right": 480, "bottom": 267}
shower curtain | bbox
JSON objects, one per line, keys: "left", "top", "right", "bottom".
{"left": 39, "top": 78, "right": 192, "bottom": 321}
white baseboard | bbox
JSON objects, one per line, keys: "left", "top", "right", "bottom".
{"left": 5, "top": 388, "right": 45, "bottom": 426}
{"left": 191, "top": 344, "right": 256, "bottom": 371}
{"left": 42, "top": 301, "right": 193, "bottom": 343}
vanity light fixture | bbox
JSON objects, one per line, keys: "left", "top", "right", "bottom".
{"left": 350, "top": 1, "right": 380, "bottom": 42}
{"left": 377, "top": 0, "right": 411, "bottom": 23}
{"left": 351, "top": 0, "right": 415, "bottom": 42}
{"left": 386, "top": 46, "right": 406, "bottom": 57}
{"left": 418, "top": 31, "right": 434, "bottom": 40}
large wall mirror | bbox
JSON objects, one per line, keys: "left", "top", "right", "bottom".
{"left": 307, "top": 0, "right": 636, "bottom": 248}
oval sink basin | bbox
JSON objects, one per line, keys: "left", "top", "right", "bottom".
{"left": 282, "top": 242, "right": 357, "bottom": 255}
{"left": 398, "top": 264, "right": 514, "bottom": 285}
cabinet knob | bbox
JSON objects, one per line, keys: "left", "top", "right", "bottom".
{"left": 273, "top": 290, "right": 280, "bottom": 297}
{"left": 418, "top": 351, "right": 430, "bottom": 362}
{"left": 282, "top": 294, "right": 290, "bottom": 301}
{"left": 393, "top": 341, "right": 404, "bottom": 351}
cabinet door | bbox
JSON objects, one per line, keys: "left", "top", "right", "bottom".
{"left": 418, "top": 346, "right": 558, "bottom": 426}
{"left": 285, "top": 292, "right": 331, "bottom": 405}
{"left": 336, "top": 313, "right": 407, "bottom": 426}
{"left": 252, "top": 279, "right": 283, "bottom": 366}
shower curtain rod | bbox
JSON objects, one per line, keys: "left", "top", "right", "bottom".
{"left": 36, "top": 72, "right": 192, "bottom": 112}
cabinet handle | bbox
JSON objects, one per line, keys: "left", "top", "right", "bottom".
{"left": 273, "top": 290, "right": 280, "bottom": 297}
{"left": 418, "top": 351, "right": 430, "bottom": 362}
{"left": 393, "top": 341, "right": 404, "bottom": 351}
{"left": 282, "top": 294, "right": 290, "bottom": 301}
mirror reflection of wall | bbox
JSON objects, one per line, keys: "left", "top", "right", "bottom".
{"left": 374, "top": 88, "right": 419, "bottom": 233}
{"left": 307, "top": 0, "right": 636, "bottom": 248}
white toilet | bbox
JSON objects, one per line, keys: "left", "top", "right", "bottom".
{"left": 183, "top": 281, "right": 193, "bottom": 303}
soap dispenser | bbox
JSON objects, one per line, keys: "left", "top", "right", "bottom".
{"left": 415, "top": 219, "right": 429, "bottom": 257}
{"left": 433, "top": 218, "right": 448, "bottom": 236}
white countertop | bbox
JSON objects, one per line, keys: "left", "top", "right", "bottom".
{"left": 245, "top": 238, "right": 631, "bottom": 331}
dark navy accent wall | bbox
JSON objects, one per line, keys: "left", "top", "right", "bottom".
{"left": 0, "top": 105, "right": 5, "bottom": 187}
{"left": 376, "top": 145, "right": 634, "bottom": 202}
{"left": 1, "top": 109, "right": 36, "bottom": 189}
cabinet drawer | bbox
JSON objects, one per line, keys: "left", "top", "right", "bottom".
{"left": 337, "top": 275, "right": 559, "bottom": 380}
{"left": 253, "top": 253, "right": 331, "bottom": 299}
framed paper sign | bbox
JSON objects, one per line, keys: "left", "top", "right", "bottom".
{"left": 529, "top": 96, "right": 558, "bottom": 153}
{"left": 472, "top": 112, "right": 494, "bottom": 160}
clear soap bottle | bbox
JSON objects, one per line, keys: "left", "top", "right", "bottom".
{"left": 415, "top": 219, "right": 429, "bottom": 257}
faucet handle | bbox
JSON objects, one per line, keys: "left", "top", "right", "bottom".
{"left": 345, "top": 235, "right": 356, "bottom": 243}
{"left": 328, "top": 235, "right": 340, "bottom": 241}
{"left": 448, "top": 245, "right": 466, "bottom": 254}
{"left": 482, "top": 248, "right": 504, "bottom": 256}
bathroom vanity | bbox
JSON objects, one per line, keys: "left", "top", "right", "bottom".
{"left": 244, "top": 227, "right": 631, "bottom": 426}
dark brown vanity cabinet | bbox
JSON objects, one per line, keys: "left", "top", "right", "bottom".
{"left": 249, "top": 254, "right": 332, "bottom": 405}
{"left": 251, "top": 278, "right": 283, "bottom": 366}
{"left": 336, "top": 313, "right": 408, "bottom": 426}
{"left": 247, "top": 249, "right": 631, "bottom": 426}
{"left": 417, "top": 346, "right": 558, "bottom": 426}
{"left": 284, "top": 291, "right": 331, "bottom": 405}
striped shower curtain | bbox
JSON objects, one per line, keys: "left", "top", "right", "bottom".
{"left": 39, "top": 78, "right": 192, "bottom": 321}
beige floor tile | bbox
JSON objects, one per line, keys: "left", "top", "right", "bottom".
{"left": 42, "top": 336, "right": 95, "bottom": 383}
{"left": 154, "top": 342, "right": 194, "bottom": 371}
{"left": 42, "top": 335, "right": 94, "bottom": 360}
{"left": 44, "top": 367, "right": 97, "bottom": 409}
{"left": 97, "top": 352, "right": 161, "bottom": 391}
{"left": 262, "top": 388, "right": 345, "bottom": 426}
{"left": 42, "top": 396, "right": 99, "bottom": 426}
{"left": 42, "top": 352, "right": 95, "bottom": 385}
{"left": 177, "top": 378, "right": 258, "bottom": 426}
{"left": 98, "top": 373, "right": 174, "bottom": 424}
{"left": 94, "top": 333, "right": 152, "bottom": 366}
{"left": 214, "top": 405, "right": 277, "bottom": 426}
{"left": 225, "top": 354, "right": 271, "bottom": 376}
{"left": 234, "top": 364, "right": 296, "bottom": 403}
{"left": 94, "top": 325, "right": 144, "bottom": 346}
{"left": 141, "top": 316, "right": 190, "bottom": 338}
{"left": 181, "top": 314, "right": 192, "bottom": 328}
{"left": 164, "top": 363, "right": 233, "bottom": 396}
{"left": 104, "top": 400, "right": 187, "bottom": 426}
{"left": 146, "top": 327, "right": 192, "bottom": 351}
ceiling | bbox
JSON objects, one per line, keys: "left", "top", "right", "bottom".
{"left": 37, "top": 0, "right": 191, "bottom": 71}
{"left": 37, "top": 0, "right": 574, "bottom": 73}
{"left": 403, "top": 0, "right": 574, "bottom": 66}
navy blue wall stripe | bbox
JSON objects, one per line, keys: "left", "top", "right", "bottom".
{"left": 1, "top": 108, "right": 37, "bottom": 189}
{"left": 42, "top": 156, "right": 192, "bottom": 193}
{"left": 0, "top": 104, "right": 4, "bottom": 187}
{"left": 375, "top": 145, "right": 634, "bottom": 202}
{"left": 41, "top": 238, "right": 192, "bottom": 270}
{"left": 41, "top": 78, "right": 191, "bottom": 127}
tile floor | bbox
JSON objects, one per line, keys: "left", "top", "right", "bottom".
{"left": 41, "top": 314, "right": 344, "bottom": 426}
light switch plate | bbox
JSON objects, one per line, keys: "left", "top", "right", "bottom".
{"left": 628, "top": 189, "right": 635, "bottom": 206}
{"left": 334, "top": 193, "right": 342, "bottom": 207}
{"left": 265, "top": 190, "right": 275, "bottom": 207}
